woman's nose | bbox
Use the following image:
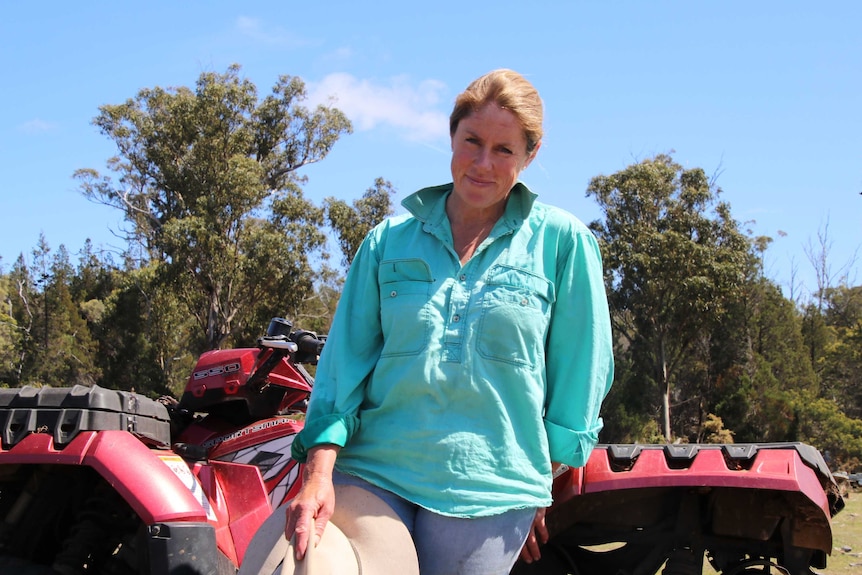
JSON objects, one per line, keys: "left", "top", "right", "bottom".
{"left": 474, "top": 146, "right": 493, "bottom": 168}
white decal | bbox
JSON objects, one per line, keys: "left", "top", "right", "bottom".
{"left": 159, "top": 455, "right": 218, "bottom": 522}
{"left": 193, "top": 362, "right": 241, "bottom": 381}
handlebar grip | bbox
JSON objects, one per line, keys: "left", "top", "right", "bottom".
{"left": 293, "top": 331, "right": 325, "bottom": 356}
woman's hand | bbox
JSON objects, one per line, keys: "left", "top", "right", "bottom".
{"left": 519, "top": 506, "right": 549, "bottom": 563}
{"left": 520, "top": 461, "right": 563, "bottom": 563}
{"left": 284, "top": 445, "right": 339, "bottom": 560}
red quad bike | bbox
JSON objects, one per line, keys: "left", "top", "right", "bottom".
{"left": 0, "top": 318, "right": 320, "bottom": 574}
{"left": 0, "top": 318, "right": 846, "bottom": 575}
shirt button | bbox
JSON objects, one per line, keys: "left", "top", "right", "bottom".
{"left": 459, "top": 274, "right": 466, "bottom": 281}
{"left": 520, "top": 298, "right": 529, "bottom": 306}
{"left": 390, "top": 290, "right": 397, "bottom": 297}
{"left": 453, "top": 314, "right": 461, "bottom": 322}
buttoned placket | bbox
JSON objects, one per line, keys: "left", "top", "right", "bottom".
{"left": 419, "top": 191, "right": 521, "bottom": 364}
{"left": 438, "top": 220, "right": 516, "bottom": 364}
{"left": 442, "top": 269, "right": 470, "bottom": 363}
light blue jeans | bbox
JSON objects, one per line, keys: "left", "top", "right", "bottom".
{"left": 333, "top": 471, "right": 534, "bottom": 575}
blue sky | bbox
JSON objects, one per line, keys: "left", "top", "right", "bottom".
{"left": 1, "top": 1, "right": 860, "bottom": 300}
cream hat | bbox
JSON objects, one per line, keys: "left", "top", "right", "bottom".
{"left": 239, "top": 484, "right": 420, "bottom": 575}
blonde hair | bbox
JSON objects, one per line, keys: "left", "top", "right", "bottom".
{"left": 449, "top": 69, "right": 544, "bottom": 154}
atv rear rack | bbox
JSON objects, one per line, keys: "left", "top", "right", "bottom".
{"left": 512, "top": 443, "right": 844, "bottom": 575}
{"left": 0, "top": 385, "right": 171, "bottom": 448}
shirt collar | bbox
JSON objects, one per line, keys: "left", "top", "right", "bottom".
{"left": 401, "top": 182, "right": 538, "bottom": 231}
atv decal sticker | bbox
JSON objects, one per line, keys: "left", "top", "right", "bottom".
{"left": 193, "top": 361, "right": 241, "bottom": 380}
{"left": 158, "top": 454, "right": 218, "bottom": 522}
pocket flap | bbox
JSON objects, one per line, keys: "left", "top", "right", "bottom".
{"left": 486, "top": 265, "right": 555, "bottom": 303}
{"left": 379, "top": 259, "right": 434, "bottom": 284}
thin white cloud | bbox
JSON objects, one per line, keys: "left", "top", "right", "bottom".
{"left": 235, "top": 16, "right": 309, "bottom": 47}
{"left": 321, "top": 46, "right": 352, "bottom": 63}
{"left": 308, "top": 73, "right": 450, "bottom": 143}
{"left": 18, "top": 119, "right": 56, "bottom": 134}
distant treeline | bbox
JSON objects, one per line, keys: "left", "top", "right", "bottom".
{"left": 1, "top": 67, "right": 859, "bottom": 469}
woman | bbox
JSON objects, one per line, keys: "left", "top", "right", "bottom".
{"left": 286, "top": 69, "right": 614, "bottom": 574}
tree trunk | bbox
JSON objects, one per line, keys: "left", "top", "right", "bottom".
{"left": 660, "top": 338, "right": 672, "bottom": 441}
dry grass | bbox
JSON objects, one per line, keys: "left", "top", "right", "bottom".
{"left": 817, "top": 491, "right": 862, "bottom": 574}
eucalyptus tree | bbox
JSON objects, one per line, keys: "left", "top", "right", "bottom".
{"left": 587, "top": 154, "right": 753, "bottom": 441}
{"left": 0, "top": 269, "right": 18, "bottom": 385}
{"left": 74, "top": 65, "right": 353, "bottom": 350}
{"left": 817, "top": 285, "right": 862, "bottom": 419}
{"left": 711, "top": 276, "right": 817, "bottom": 443}
{"left": 325, "top": 177, "right": 396, "bottom": 267}
{"left": 5, "top": 254, "right": 36, "bottom": 385}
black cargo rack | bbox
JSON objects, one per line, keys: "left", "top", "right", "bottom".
{"left": 0, "top": 385, "right": 171, "bottom": 448}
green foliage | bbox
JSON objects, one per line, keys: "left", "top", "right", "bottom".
{"left": 701, "top": 414, "right": 734, "bottom": 444}
{"left": 0, "top": 65, "right": 404, "bottom": 397}
{"left": 587, "top": 153, "right": 753, "bottom": 441}
{"left": 598, "top": 343, "right": 663, "bottom": 443}
{"left": 791, "top": 391, "right": 862, "bottom": 470}
{"left": 706, "top": 277, "right": 818, "bottom": 444}
{"left": 816, "top": 286, "right": 862, "bottom": 419}
{"left": 94, "top": 263, "right": 197, "bottom": 396}
{"left": 585, "top": 155, "right": 862, "bottom": 467}
{"left": 2, "top": 240, "right": 100, "bottom": 388}
{"left": 0, "top": 271, "right": 19, "bottom": 385}
{"left": 75, "top": 64, "right": 353, "bottom": 351}
{"left": 325, "top": 177, "right": 396, "bottom": 267}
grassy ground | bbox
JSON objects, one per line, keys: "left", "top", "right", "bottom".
{"left": 817, "top": 490, "right": 862, "bottom": 574}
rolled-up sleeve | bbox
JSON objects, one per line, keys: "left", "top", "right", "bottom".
{"left": 543, "top": 227, "right": 614, "bottom": 468}
{"left": 292, "top": 231, "right": 385, "bottom": 462}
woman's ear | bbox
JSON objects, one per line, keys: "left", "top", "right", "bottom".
{"left": 523, "top": 140, "right": 542, "bottom": 170}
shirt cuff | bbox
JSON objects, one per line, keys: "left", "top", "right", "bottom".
{"left": 545, "top": 418, "right": 603, "bottom": 468}
{"left": 291, "top": 413, "right": 360, "bottom": 462}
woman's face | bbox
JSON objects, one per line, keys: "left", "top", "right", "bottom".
{"left": 450, "top": 103, "right": 538, "bottom": 216}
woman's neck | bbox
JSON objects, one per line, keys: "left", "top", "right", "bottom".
{"left": 446, "top": 195, "right": 505, "bottom": 264}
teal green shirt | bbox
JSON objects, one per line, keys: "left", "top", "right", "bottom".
{"left": 292, "top": 183, "right": 614, "bottom": 517}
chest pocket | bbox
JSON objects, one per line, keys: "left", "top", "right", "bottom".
{"left": 379, "top": 259, "right": 434, "bottom": 356}
{"left": 478, "top": 265, "right": 555, "bottom": 367}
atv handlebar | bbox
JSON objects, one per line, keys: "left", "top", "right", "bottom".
{"left": 257, "top": 318, "right": 326, "bottom": 367}
{"left": 259, "top": 338, "right": 298, "bottom": 352}
{"left": 257, "top": 330, "right": 325, "bottom": 359}
{"left": 247, "top": 319, "right": 326, "bottom": 394}
{"left": 290, "top": 330, "right": 326, "bottom": 358}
